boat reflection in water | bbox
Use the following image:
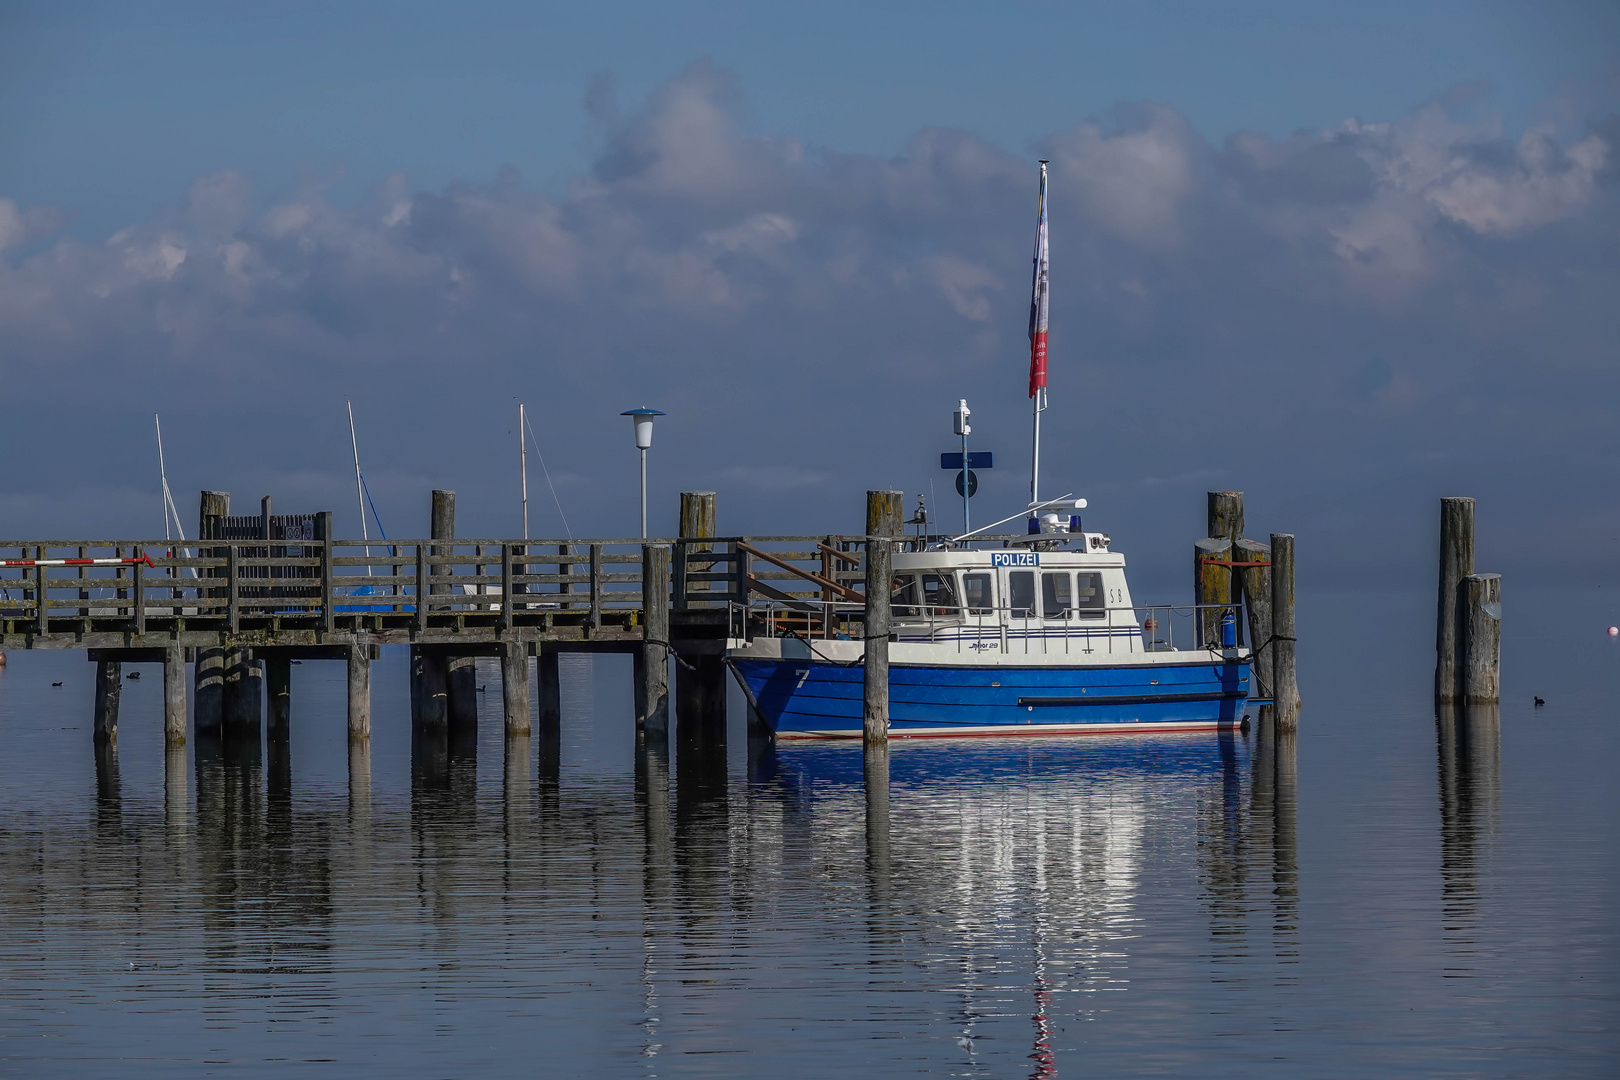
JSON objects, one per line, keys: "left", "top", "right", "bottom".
{"left": 718, "top": 725, "right": 1299, "bottom": 1067}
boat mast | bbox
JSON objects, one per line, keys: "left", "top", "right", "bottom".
{"left": 1027, "top": 160, "right": 1050, "bottom": 512}
{"left": 519, "top": 403, "right": 530, "bottom": 540}
{"left": 155, "top": 413, "right": 184, "bottom": 541}
{"left": 346, "top": 400, "right": 373, "bottom": 574}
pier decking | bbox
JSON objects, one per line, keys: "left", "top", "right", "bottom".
{"left": 0, "top": 489, "right": 890, "bottom": 751}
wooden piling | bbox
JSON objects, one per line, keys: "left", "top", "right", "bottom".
{"left": 1194, "top": 537, "right": 1233, "bottom": 648}
{"left": 538, "top": 647, "right": 561, "bottom": 728}
{"left": 194, "top": 490, "right": 230, "bottom": 731}
{"left": 415, "top": 648, "right": 447, "bottom": 732}
{"left": 430, "top": 490, "right": 478, "bottom": 735}
{"left": 863, "top": 490, "right": 903, "bottom": 747}
{"left": 501, "top": 640, "right": 531, "bottom": 737}
{"left": 1233, "top": 538, "right": 1273, "bottom": 700}
{"left": 266, "top": 653, "right": 291, "bottom": 739}
{"left": 163, "top": 643, "right": 187, "bottom": 747}
{"left": 1207, "top": 491, "right": 1244, "bottom": 548}
{"left": 347, "top": 643, "right": 371, "bottom": 741}
{"left": 1270, "top": 533, "right": 1300, "bottom": 729}
{"left": 639, "top": 544, "right": 670, "bottom": 734}
{"left": 1462, "top": 573, "right": 1501, "bottom": 707}
{"left": 1436, "top": 497, "right": 1475, "bottom": 703}
{"left": 92, "top": 658, "right": 121, "bottom": 746}
{"left": 222, "top": 647, "right": 261, "bottom": 739}
{"left": 679, "top": 491, "right": 715, "bottom": 605}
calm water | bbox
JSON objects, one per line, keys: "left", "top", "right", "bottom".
{"left": 0, "top": 589, "right": 1615, "bottom": 1077}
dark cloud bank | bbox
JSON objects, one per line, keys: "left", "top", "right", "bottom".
{"left": 2, "top": 62, "right": 1618, "bottom": 596}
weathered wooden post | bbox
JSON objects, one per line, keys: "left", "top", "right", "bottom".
{"left": 679, "top": 491, "right": 716, "bottom": 604}
{"left": 1233, "top": 539, "right": 1273, "bottom": 700}
{"left": 195, "top": 490, "right": 229, "bottom": 733}
{"left": 429, "top": 490, "right": 479, "bottom": 735}
{"left": 676, "top": 491, "right": 725, "bottom": 741}
{"left": 92, "top": 657, "right": 121, "bottom": 746}
{"left": 501, "top": 640, "right": 531, "bottom": 737}
{"left": 1207, "top": 491, "right": 1244, "bottom": 548}
{"left": 639, "top": 544, "right": 670, "bottom": 734}
{"left": 863, "top": 490, "right": 903, "bottom": 747}
{"left": 1462, "top": 573, "right": 1501, "bottom": 708}
{"left": 412, "top": 491, "right": 450, "bottom": 731}
{"left": 266, "top": 653, "right": 292, "bottom": 740}
{"left": 163, "top": 643, "right": 187, "bottom": 747}
{"left": 1436, "top": 497, "right": 1475, "bottom": 703}
{"left": 223, "top": 648, "right": 262, "bottom": 740}
{"left": 347, "top": 642, "right": 371, "bottom": 741}
{"left": 1270, "top": 533, "right": 1299, "bottom": 728}
{"left": 537, "top": 646, "right": 561, "bottom": 729}
{"left": 1194, "top": 537, "right": 1233, "bottom": 648}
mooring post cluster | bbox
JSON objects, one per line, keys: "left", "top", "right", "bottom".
{"left": 1436, "top": 497, "right": 1500, "bottom": 710}
{"left": 1195, "top": 491, "right": 1298, "bottom": 729}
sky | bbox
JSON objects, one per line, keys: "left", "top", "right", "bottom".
{"left": 1, "top": 1, "right": 1617, "bottom": 596}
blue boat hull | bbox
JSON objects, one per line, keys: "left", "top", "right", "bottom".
{"left": 730, "top": 656, "right": 1250, "bottom": 739}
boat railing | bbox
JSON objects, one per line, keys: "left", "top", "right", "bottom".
{"left": 728, "top": 599, "right": 1248, "bottom": 657}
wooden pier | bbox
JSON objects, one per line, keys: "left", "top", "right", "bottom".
{"left": 0, "top": 489, "right": 890, "bottom": 753}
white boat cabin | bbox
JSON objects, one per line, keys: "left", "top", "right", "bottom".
{"left": 888, "top": 536, "right": 1146, "bottom": 655}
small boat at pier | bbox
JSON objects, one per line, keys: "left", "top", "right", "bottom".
{"left": 726, "top": 161, "right": 1251, "bottom": 739}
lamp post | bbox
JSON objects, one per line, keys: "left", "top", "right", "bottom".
{"left": 621, "top": 407, "right": 665, "bottom": 539}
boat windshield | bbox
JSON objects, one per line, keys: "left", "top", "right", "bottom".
{"left": 922, "top": 572, "right": 960, "bottom": 617}
{"left": 891, "top": 574, "right": 921, "bottom": 618}
{"left": 962, "top": 572, "right": 993, "bottom": 614}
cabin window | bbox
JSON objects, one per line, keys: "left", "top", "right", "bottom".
{"left": 1008, "top": 571, "right": 1036, "bottom": 618}
{"left": 922, "top": 573, "right": 959, "bottom": 615}
{"left": 962, "top": 573, "right": 994, "bottom": 615}
{"left": 891, "top": 574, "right": 921, "bottom": 618}
{"left": 1041, "top": 572, "right": 1072, "bottom": 620}
{"left": 1074, "top": 572, "right": 1105, "bottom": 617}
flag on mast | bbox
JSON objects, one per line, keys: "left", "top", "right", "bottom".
{"left": 1027, "top": 160, "right": 1050, "bottom": 404}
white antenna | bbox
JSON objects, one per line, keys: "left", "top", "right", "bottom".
{"left": 346, "top": 400, "right": 373, "bottom": 574}
{"left": 519, "top": 403, "right": 530, "bottom": 540}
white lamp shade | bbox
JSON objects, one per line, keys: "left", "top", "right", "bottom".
{"left": 622, "top": 407, "right": 664, "bottom": 449}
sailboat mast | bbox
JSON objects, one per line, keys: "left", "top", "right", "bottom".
{"left": 347, "top": 400, "right": 373, "bottom": 574}
{"left": 1027, "top": 161, "right": 1050, "bottom": 511}
{"left": 519, "top": 403, "right": 530, "bottom": 540}
{"left": 155, "top": 414, "right": 171, "bottom": 541}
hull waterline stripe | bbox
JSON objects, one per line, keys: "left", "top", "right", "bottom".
{"left": 1017, "top": 690, "right": 1248, "bottom": 707}
{"left": 775, "top": 720, "right": 1236, "bottom": 741}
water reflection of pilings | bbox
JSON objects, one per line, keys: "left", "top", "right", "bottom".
{"left": 636, "top": 728, "right": 673, "bottom": 1061}
{"left": 1436, "top": 702, "right": 1500, "bottom": 950}
{"left": 93, "top": 739, "right": 121, "bottom": 833}
{"left": 191, "top": 728, "right": 335, "bottom": 971}
{"left": 164, "top": 744, "right": 188, "bottom": 838}
{"left": 1201, "top": 731, "right": 1250, "bottom": 955}
{"left": 864, "top": 743, "right": 892, "bottom": 906}
{"left": 674, "top": 718, "right": 728, "bottom": 926}
{"left": 1249, "top": 709, "right": 1299, "bottom": 961}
